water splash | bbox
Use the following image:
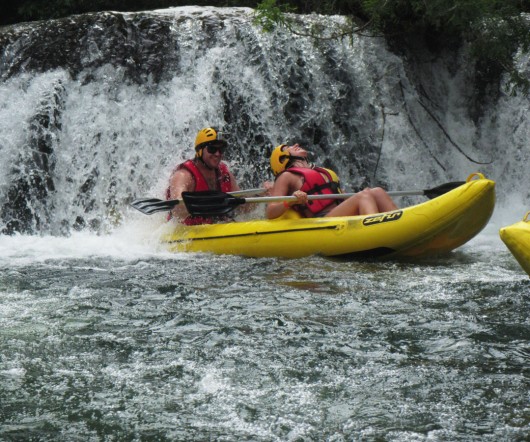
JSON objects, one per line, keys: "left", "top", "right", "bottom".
{"left": 0, "top": 6, "right": 529, "bottom": 236}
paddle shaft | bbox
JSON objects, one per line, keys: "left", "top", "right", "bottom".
{"left": 132, "top": 181, "right": 465, "bottom": 215}
{"left": 181, "top": 181, "right": 465, "bottom": 216}
{"left": 240, "top": 190, "right": 427, "bottom": 204}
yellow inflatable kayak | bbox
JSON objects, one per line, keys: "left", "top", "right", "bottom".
{"left": 161, "top": 173, "right": 495, "bottom": 259}
{"left": 499, "top": 212, "right": 530, "bottom": 276}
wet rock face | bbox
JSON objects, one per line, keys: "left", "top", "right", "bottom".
{"left": 1, "top": 80, "right": 64, "bottom": 235}
{"left": 0, "top": 12, "right": 180, "bottom": 84}
{"left": 0, "top": 12, "right": 182, "bottom": 234}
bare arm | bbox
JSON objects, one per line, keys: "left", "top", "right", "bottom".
{"left": 168, "top": 168, "right": 195, "bottom": 219}
{"left": 265, "top": 173, "right": 307, "bottom": 219}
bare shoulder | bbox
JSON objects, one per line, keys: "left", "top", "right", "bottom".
{"left": 271, "top": 171, "right": 302, "bottom": 196}
{"left": 278, "top": 171, "right": 302, "bottom": 186}
{"left": 169, "top": 167, "right": 195, "bottom": 198}
{"left": 171, "top": 167, "right": 193, "bottom": 183}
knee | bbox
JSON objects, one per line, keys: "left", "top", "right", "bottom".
{"left": 370, "top": 187, "right": 388, "bottom": 198}
{"left": 356, "top": 189, "right": 376, "bottom": 205}
{"left": 358, "top": 189, "right": 373, "bottom": 199}
{"left": 359, "top": 188, "right": 373, "bottom": 196}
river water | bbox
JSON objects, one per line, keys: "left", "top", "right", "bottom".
{"left": 1, "top": 216, "right": 528, "bottom": 441}
{"left": 1, "top": 6, "right": 529, "bottom": 441}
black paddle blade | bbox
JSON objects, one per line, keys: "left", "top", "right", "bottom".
{"left": 182, "top": 191, "right": 244, "bottom": 216}
{"left": 424, "top": 181, "right": 465, "bottom": 199}
{"left": 130, "top": 198, "right": 179, "bottom": 215}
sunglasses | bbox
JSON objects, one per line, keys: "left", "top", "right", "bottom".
{"left": 205, "top": 144, "right": 226, "bottom": 154}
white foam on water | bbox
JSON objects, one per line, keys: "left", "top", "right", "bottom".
{"left": 0, "top": 216, "right": 181, "bottom": 266}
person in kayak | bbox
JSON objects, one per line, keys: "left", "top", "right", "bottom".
{"left": 266, "top": 143, "right": 398, "bottom": 219}
{"left": 166, "top": 127, "right": 243, "bottom": 225}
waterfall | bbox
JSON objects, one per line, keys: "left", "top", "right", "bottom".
{"left": 1, "top": 6, "right": 529, "bottom": 235}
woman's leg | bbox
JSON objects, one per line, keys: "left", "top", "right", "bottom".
{"left": 325, "top": 189, "right": 378, "bottom": 217}
{"left": 369, "top": 187, "right": 398, "bottom": 212}
{"left": 325, "top": 188, "right": 398, "bottom": 217}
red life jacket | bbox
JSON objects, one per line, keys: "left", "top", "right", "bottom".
{"left": 285, "top": 167, "right": 342, "bottom": 216}
{"left": 166, "top": 159, "right": 233, "bottom": 225}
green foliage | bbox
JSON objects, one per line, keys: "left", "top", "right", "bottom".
{"left": 254, "top": 0, "right": 530, "bottom": 94}
{"left": 253, "top": 0, "right": 296, "bottom": 31}
{"left": 471, "top": 14, "right": 530, "bottom": 95}
{"left": 361, "top": 0, "right": 530, "bottom": 94}
{"left": 360, "top": 0, "right": 528, "bottom": 37}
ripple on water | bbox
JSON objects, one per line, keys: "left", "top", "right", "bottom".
{"left": 0, "top": 241, "right": 529, "bottom": 440}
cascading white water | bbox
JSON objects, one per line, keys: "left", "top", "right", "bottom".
{"left": 0, "top": 6, "right": 529, "bottom": 235}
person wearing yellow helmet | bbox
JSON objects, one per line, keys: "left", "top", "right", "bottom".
{"left": 266, "top": 143, "right": 398, "bottom": 220}
{"left": 269, "top": 143, "right": 313, "bottom": 177}
{"left": 166, "top": 127, "right": 240, "bottom": 224}
{"left": 193, "top": 127, "right": 228, "bottom": 160}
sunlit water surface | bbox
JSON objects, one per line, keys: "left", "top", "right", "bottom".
{"left": 1, "top": 219, "right": 529, "bottom": 441}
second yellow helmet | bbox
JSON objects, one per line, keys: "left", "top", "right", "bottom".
{"left": 270, "top": 144, "right": 291, "bottom": 176}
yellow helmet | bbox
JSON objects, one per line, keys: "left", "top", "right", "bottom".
{"left": 194, "top": 127, "right": 227, "bottom": 158}
{"left": 270, "top": 144, "right": 291, "bottom": 176}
